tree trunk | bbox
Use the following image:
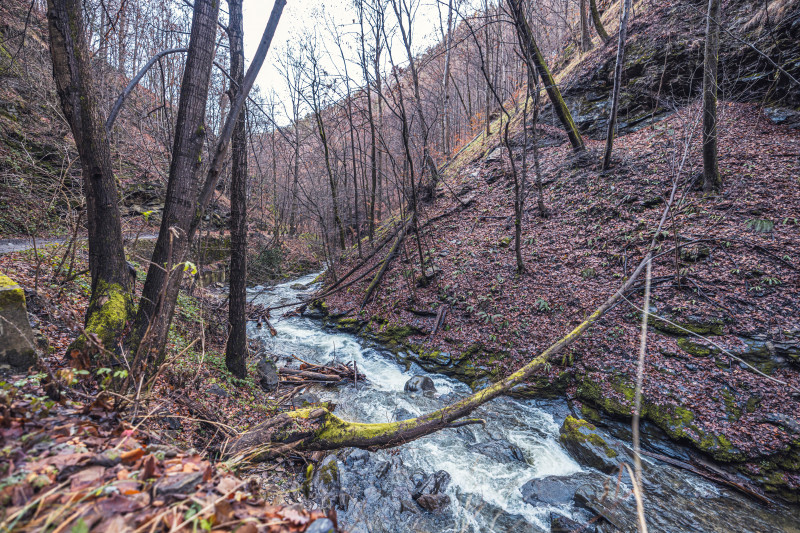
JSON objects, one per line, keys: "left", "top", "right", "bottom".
{"left": 133, "top": 0, "right": 285, "bottom": 370}
{"left": 702, "top": 0, "right": 721, "bottom": 192}
{"left": 46, "top": 0, "right": 132, "bottom": 358}
{"left": 508, "top": 0, "right": 585, "bottom": 152}
{"left": 132, "top": 0, "right": 221, "bottom": 368}
{"left": 225, "top": 0, "right": 248, "bottom": 379}
{"left": 589, "top": 0, "right": 610, "bottom": 43}
{"left": 602, "top": 0, "right": 632, "bottom": 170}
{"left": 580, "top": 0, "right": 593, "bottom": 52}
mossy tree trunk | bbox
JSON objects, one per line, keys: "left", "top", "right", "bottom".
{"left": 225, "top": 0, "right": 248, "bottom": 379}
{"left": 602, "top": 0, "right": 632, "bottom": 170}
{"left": 702, "top": 0, "right": 722, "bottom": 192}
{"left": 589, "top": 0, "right": 610, "bottom": 43}
{"left": 508, "top": 0, "right": 585, "bottom": 152}
{"left": 46, "top": 0, "right": 133, "bottom": 358}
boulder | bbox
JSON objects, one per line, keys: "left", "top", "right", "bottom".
{"left": 468, "top": 439, "right": 527, "bottom": 464}
{"left": 403, "top": 375, "right": 436, "bottom": 394}
{"left": 290, "top": 283, "right": 308, "bottom": 291}
{"left": 0, "top": 273, "right": 37, "bottom": 372}
{"left": 416, "top": 493, "right": 451, "bottom": 513}
{"left": 550, "top": 512, "right": 596, "bottom": 533}
{"left": 519, "top": 474, "right": 599, "bottom": 506}
{"left": 411, "top": 470, "right": 451, "bottom": 500}
{"left": 291, "top": 391, "right": 320, "bottom": 409}
{"left": 256, "top": 356, "right": 280, "bottom": 392}
{"left": 559, "top": 416, "right": 624, "bottom": 473}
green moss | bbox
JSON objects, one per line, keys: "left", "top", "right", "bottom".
{"left": 559, "top": 416, "right": 618, "bottom": 459}
{"left": 69, "top": 280, "right": 133, "bottom": 357}
{"left": 647, "top": 314, "right": 724, "bottom": 336}
{"left": 676, "top": 337, "right": 719, "bottom": 357}
{"left": 0, "top": 273, "right": 25, "bottom": 309}
{"left": 722, "top": 388, "right": 742, "bottom": 421}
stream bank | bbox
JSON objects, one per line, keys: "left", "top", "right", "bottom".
{"left": 248, "top": 274, "right": 800, "bottom": 532}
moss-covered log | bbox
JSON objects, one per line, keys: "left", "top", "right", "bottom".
{"left": 509, "top": 0, "right": 585, "bottom": 152}
{"left": 229, "top": 240, "right": 657, "bottom": 460}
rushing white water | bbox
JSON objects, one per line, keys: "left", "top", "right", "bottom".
{"left": 247, "top": 273, "right": 800, "bottom": 533}
{"left": 248, "top": 272, "right": 583, "bottom": 531}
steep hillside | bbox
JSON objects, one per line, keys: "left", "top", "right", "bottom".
{"left": 313, "top": 0, "right": 800, "bottom": 502}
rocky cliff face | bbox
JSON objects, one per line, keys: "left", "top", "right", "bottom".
{"left": 544, "top": 0, "right": 800, "bottom": 137}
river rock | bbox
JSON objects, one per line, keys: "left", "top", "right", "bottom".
{"left": 393, "top": 407, "right": 416, "bottom": 421}
{"left": 559, "top": 416, "right": 625, "bottom": 473}
{"left": 468, "top": 439, "right": 526, "bottom": 464}
{"left": 416, "top": 493, "right": 450, "bottom": 513}
{"left": 290, "top": 283, "right": 308, "bottom": 291}
{"left": 519, "top": 473, "right": 599, "bottom": 506}
{"left": 0, "top": 273, "right": 37, "bottom": 372}
{"left": 256, "top": 356, "right": 280, "bottom": 392}
{"left": 291, "top": 391, "right": 320, "bottom": 408}
{"left": 311, "top": 455, "right": 342, "bottom": 510}
{"left": 550, "top": 512, "right": 596, "bottom": 533}
{"left": 412, "top": 470, "right": 451, "bottom": 500}
{"left": 305, "top": 518, "right": 335, "bottom": 533}
{"left": 404, "top": 375, "right": 436, "bottom": 394}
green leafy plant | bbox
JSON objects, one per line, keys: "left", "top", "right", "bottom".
{"left": 745, "top": 218, "right": 774, "bottom": 233}
{"left": 535, "top": 297, "right": 550, "bottom": 313}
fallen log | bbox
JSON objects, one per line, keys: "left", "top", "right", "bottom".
{"left": 226, "top": 176, "right": 680, "bottom": 462}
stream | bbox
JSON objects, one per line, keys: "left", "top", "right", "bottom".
{"left": 248, "top": 273, "right": 800, "bottom": 533}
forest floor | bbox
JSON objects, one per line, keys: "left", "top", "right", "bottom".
{"left": 320, "top": 101, "right": 800, "bottom": 500}
{"left": 0, "top": 241, "right": 331, "bottom": 532}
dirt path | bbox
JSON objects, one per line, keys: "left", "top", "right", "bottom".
{"left": 0, "top": 233, "right": 158, "bottom": 255}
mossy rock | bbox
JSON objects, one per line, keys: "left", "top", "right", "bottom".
{"left": 559, "top": 416, "right": 623, "bottom": 473}
{"left": 647, "top": 313, "right": 725, "bottom": 336}
{"left": 676, "top": 337, "right": 720, "bottom": 357}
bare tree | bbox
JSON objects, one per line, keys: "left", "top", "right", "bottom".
{"left": 602, "top": 0, "right": 632, "bottom": 170}
{"left": 702, "top": 0, "right": 721, "bottom": 192}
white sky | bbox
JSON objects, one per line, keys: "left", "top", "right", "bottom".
{"left": 241, "top": 0, "right": 449, "bottom": 124}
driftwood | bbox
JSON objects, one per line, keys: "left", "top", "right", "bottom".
{"left": 276, "top": 361, "right": 365, "bottom": 387}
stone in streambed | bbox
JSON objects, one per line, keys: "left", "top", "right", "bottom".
{"left": 519, "top": 473, "right": 599, "bottom": 506}
{"left": 468, "top": 439, "right": 527, "bottom": 464}
{"left": 256, "top": 355, "right": 280, "bottom": 392}
{"left": 305, "top": 518, "right": 335, "bottom": 533}
{"left": 559, "top": 416, "right": 624, "bottom": 473}
{"left": 290, "top": 283, "right": 308, "bottom": 291}
{"left": 416, "top": 493, "right": 451, "bottom": 512}
{"left": 404, "top": 375, "right": 436, "bottom": 394}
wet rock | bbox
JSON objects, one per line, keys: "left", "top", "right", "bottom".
{"left": 306, "top": 518, "right": 335, "bottom": 533}
{"left": 559, "top": 416, "right": 624, "bottom": 473}
{"left": 764, "top": 106, "right": 800, "bottom": 129}
{"left": 404, "top": 375, "right": 436, "bottom": 394}
{"left": 291, "top": 392, "right": 320, "bottom": 409}
{"left": 550, "top": 512, "right": 596, "bottom": 533}
{"left": 416, "top": 493, "right": 450, "bottom": 513}
{"left": 290, "top": 283, "right": 308, "bottom": 291}
{"left": 207, "top": 384, "right": 228, "bottom": 397}
{"left": 0, "top": 273, "right": 37, "bottom": 371}
{"left": 256, "top": 356, "right": 280, "bottom": 392}
{"left": 520, "top": 474, "right": 599, "bottom": 506}
{"left": 468, "top": 439, "right": 527, "bottom": 464}
{"left": 393, "top": 407, "right": 416, "bottom": 421}
{"left": 412, "top": 470, "right": 451, "bottom": 500}
{"left": 311, "top": 455, "right": 342, "bottom": 510}
{"left": 302, "top": 301, "right": 328, "bottom": 319}
{"left": 343, "top": 448, "right": 370, "bottom": 468}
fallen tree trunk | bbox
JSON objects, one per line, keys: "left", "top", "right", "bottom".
{"left": 227, "top": 179, "right": 680, "bottom": 463}
{"left": 360, "top": 218, "right": 412, "bottom": 309}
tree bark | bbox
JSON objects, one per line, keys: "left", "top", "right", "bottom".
{"left": 46, "top": 0, "right": 132, "bottom": 357}
{"left": 602, "top": 0, "right": 632, "bottom": 170}
{"left": 702, "top": 0, "right": 721, "bottom": 192}
{"left": 589, "top": 0, "right": 610, "bottom": 43}
{"left": 225, "top": 0, "right": 248, "bottom": 378}
{"left": 580, "top": 0, "right": 593, "bottom": 52}
{"left": 132, "top": 0, "right": 221, "bottom": 368}
{"left": 508, "top": 0, "right": 585, "bottom": 152}
{"left": 134, "top": 0, "right": 285, "bottom": 370}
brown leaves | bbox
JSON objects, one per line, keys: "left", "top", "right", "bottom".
{"left": 0, "top": 381, "right": 339, "bottom": 533}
